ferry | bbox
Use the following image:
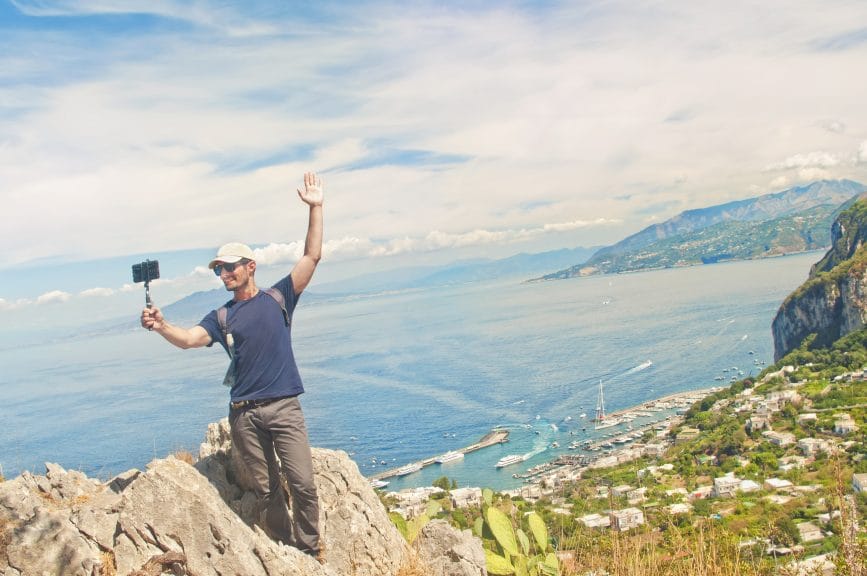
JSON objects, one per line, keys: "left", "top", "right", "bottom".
{"left": 394, "top": 462, "right": 422, "bottom": 476}
{"left": 495, "top": 454, "right": 526, "bottom": 468}
{"left": 435, "top": 451, "right": 465, "bottom": 464}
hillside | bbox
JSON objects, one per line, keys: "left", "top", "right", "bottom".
{"left": 538, "top": 179, "right": 865, "bottom": 280}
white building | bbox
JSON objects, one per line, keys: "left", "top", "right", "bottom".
{"left": 610, "top": 507, "right": 645, "bottom": 532}
{"left": 668, "top": 503, "right": 692, "bottom": 515}
{"left": 449, "top": 487, "right": 482, "bottom": 509}
{"left": 713, "top": 474, "right": 741, "bottom": 498}
{"left": 798, "top": 438, "right": 833, "bottom": 457}
{"left": 627, "top": 487, "right": 648, "bottom": 504}
{"left": 579, "top": 513, "right": 611, "bottom": 529}
{"left": 796, "top": 522, "right": 824, "bottom": 543}
{"left": 797, "top": 413, "right": 817, "bottom": 424}
{"left": 764, "top": 478, "right": 794, "bottom": 491}
{"left": 834, "top": 414, "right": 858, "bottom": 435}
{"left": 762, "top": 430, "right": 796, "bottom": 446}
{"left": 611, "top": 484, "right": 634, "bottom": 498}
{"left": 853, "top": 473, "right": 867, "bottom": 493}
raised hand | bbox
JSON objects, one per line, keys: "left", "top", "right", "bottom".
{"left": 297, "top": 172, "right": 324, "bottom": 207}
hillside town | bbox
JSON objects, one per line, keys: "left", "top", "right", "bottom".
{"left": 383, "top": 362, "right": 867, "bottom": 575}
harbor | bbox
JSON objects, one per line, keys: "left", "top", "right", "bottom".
{"left": 368, "top": 386, "right": 720, "bottom": 490}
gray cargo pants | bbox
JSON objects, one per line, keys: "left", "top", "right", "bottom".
{"left": 229, "top": 395, "right": 320, "bottom": 555}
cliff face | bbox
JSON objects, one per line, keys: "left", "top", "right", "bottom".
{"left": 772, "top": 198, "right": 867, "bottom": 361}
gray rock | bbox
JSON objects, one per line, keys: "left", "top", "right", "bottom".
{"left": 196, "top": 418, "right": 411, "bottom": 576}
{"left": 3, "top": 418, "right": 478, "bottom": 576}
{"left": 416, "top": 519, "right": 488, "bottom": 576}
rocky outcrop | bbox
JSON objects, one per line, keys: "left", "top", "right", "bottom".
{"left": 772, "top": 199, "right": 867, "bottom": 360}
{"left": 415, "top": 520, "right": 487, "bottom": 576}
{"left": 0, "top": 419, "right": 486, "bottom": 576}
{"left": 196, "top": 419, "right": 411, "bottom": 576}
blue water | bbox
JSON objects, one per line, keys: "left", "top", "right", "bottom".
{"left": 0, "top": 253, "right": 817, "bottom": 489}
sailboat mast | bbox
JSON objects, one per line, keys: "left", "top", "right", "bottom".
{"left": 595, "top": 380, "right": 605, "bottom": 424}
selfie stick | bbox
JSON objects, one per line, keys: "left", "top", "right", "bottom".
{"left": 132, "top": 258, "right": 160, "bottom": 311}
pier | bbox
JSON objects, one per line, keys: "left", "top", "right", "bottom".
{"left": 370, "top": 428, "right": 510, "bottom": 481}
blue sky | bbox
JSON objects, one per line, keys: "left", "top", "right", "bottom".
{"left": 2, "top": 0, "right": 867, "bottom": 325}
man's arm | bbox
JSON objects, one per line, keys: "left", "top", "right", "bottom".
{"left": 290, "top": 171, "right": 324, "bottom": 295}
{"left": 141, "top": 305, "right": 212, "bottom": 349}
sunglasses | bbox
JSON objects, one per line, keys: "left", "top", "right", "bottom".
{"left": 213, "top": 260, "right": 247, "bottom": 276}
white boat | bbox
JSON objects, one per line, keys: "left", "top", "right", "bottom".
{"left": 394, "top": 462, "right": 422, "bottom": 476}
{"left": 594, "top": 381, "right": 624, "bottom": 430}
{"left": 370, "top": 479, "right": 389, "bottom": 489}
{"left": 495, "top": 454, "right": 526, "bottom": 468}
{"left": 435, "top": 451, "right": 464, "bottom": 464}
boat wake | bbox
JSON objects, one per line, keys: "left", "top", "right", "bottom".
{"left": 624, "top": 360, "right": 653, "bottom": 375}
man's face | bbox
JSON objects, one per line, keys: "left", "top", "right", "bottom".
{"left": 216, "top": 260, "right": 253, "bottom": 291}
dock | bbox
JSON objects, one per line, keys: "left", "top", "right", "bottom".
{"left": 370, "top": 428, "right": 509, "bottom": 481}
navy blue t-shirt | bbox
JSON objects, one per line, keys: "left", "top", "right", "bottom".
{"left": 199, "top": 275, "right": 304, "bottom": 402}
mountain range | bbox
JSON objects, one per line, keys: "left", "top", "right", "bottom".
{"left": 539, "top": 179, "right": 866, "bottom": 279}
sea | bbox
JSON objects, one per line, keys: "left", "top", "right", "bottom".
{"left": 0, "top": 252, "right": 820, "bottom": 491}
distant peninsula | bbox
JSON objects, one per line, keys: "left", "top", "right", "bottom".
{"left": 536, "top": 179, "right": 866, "bottom": 280}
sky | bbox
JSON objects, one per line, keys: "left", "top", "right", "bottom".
{"left": 2, "top": 0, "right": 867, "bottom": 327}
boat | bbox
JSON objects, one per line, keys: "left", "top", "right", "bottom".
{"left": 495, "top": 454, "right": 526, "bottom": 468}
{"left": 394, "top": 462, "right": 422, "bottom": 476}
{"left": 593, "top": 381, "right": 624, "bottom": 430}
{"left": 370, "top": 479, "right": 389, "bottom": 489}
{"left": 435, "top": 451, "right": 464, "bottom": 464}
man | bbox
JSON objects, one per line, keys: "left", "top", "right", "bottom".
{"left": 140, "top": 172, "right": 324, "bottom": 558}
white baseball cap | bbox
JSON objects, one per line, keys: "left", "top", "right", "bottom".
{"left": 208, "top": 242, "right": 255, "bottom": 269}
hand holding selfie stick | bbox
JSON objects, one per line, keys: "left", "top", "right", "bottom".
{"left": 132, "top": 259, "right": 160, "bottom": 329}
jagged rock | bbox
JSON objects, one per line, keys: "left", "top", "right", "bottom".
{"left": 415, "top": 519, "right": 487, "bottom": 576}
{"left": 1, "top": 419, "right": 444, "bottom": 576}
{"left": 0, "top": 457, "right": 332, "bottom": 576}
{"left": 196, "top": 418, "right": 411, "bottom": 576}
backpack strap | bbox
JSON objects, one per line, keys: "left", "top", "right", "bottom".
{"left": 263, "top": 287, "right": 290, "bottom": 327}
{"left": 216, "top": 287, "right": 290, "bottom": 358}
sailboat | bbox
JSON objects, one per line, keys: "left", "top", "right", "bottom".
{"left": 593, "top": 380, "right": 623, "bottom": 430}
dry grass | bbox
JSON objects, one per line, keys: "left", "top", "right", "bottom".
{"left": 395, "top": 552, "right": 427, "bottom": 576}
{"left": 830, "top": 458, "right": 866, "bottom": 576}
{"left": 560, "top": 520, "right": 771, "bottom": 576}
{"left": 0, "top": 514, "right": 15, "bottom": 567}
{"left": 172, "top": 450, "right": 196, "bottom": 465}
{"left": 99, "top": 550, "right": 117, "bottom": 576}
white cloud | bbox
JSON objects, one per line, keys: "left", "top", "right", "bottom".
{"left": 766, "top": 151, "right": 842, "bottom": 171}
{"left": 79, "top": 287, "right": 115, "bottom": 298}
{"left": 859, "top": 141, "right": 867, "bottom": 163}
{"left": 2, "top": 0, "right": 867, "bottom": 274}
{"left": 544, "top": 218, "right": 621, "bottom": 232}
{"left": 0, "top": 298, "right": 32, "bottom": 311}
{"left": 822, "top": 120, "right": 846, "bottom": 133}
{"left": 769, "top": 176, "right": 790, "bottom": 189}
{"left": 36, "top": 290, "right": 72, "bottom": 305}
{"left": 253, "top": 242, "right": 304, "bottom": 267}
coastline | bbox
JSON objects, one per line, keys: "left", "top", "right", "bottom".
{"left": 375, "top": 386, "right": 721, "bottom": 492}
